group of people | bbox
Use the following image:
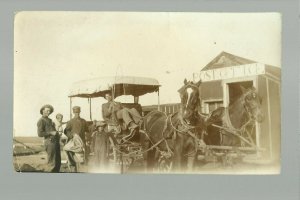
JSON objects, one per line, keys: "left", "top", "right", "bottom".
{"left": 37, "top": 92, "right": 142, "bottom": 173}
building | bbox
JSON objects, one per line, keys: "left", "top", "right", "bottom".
{"left": 193, "top": 51, "right": 281, "bottom": 162}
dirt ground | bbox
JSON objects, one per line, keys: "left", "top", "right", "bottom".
{"left": 13, "top": 137, "right": 279, "bottom": 174}
{"left": 13, "top": 151, "right": 279, "bottom": 174}
{"left": 13, "top": 151, "right": 146, "bottom": 173}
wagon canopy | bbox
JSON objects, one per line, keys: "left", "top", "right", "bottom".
{"left": 69, "top": 76, "right": 160, "bottom": 98}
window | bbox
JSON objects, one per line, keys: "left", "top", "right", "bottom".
{"left": 202, "top": 100, "right": 223, "bottom": 114}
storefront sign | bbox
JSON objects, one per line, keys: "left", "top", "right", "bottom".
{"left": 193, "top": 63, "right": 265, "bottom": 82}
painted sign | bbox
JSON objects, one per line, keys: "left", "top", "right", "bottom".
{"left": 193, "top": 63, "right": 266, "bottom": 82}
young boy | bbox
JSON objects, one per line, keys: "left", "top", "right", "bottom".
{"left": 53, "top": 113, "right": 67, "bottom": 145}
{"left": 91, "top": 121, "right": 109, "bottom": 171}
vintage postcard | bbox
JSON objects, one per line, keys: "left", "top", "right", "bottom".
{"left": 13, "top": 12, "right": 281, "bottom": 174}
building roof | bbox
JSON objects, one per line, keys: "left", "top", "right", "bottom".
{"left": 202, "top": 51, "right": 257, "bottom": 71}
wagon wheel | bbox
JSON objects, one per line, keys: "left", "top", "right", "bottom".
{"left": 108, "top": 137, "right": 117, "bottom": 165}
{"left": 119, "top": 155, "right": 135, "bottom": 173}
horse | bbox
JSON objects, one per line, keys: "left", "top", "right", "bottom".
{"left": 204, "top": 86, "right": 264, "bottom": 147}
{"left": 142, "top": 79, "right": 205, "bottom": 172}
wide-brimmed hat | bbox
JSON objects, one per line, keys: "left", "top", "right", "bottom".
{"left": 40, "top": 104, "right": 54, "bottom": 115}
{"left": 72, "top": 106, "right": 81, "bottom": 113}
{"left": 96, "top": 121, "right": 107, "bottom": 128}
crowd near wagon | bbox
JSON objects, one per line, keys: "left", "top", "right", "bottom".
{"left": 65, "top": 51, "right": 280, "bottom": 173}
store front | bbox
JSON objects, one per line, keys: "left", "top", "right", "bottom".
{"left": 193, "top": 52, "right": 281, "bottom": 161}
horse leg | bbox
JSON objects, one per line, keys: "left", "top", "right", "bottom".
{"left": 185, "top": 136, "right": 197, "bottom": 172}
{"left": 186, "top": 156, "right": 195, "bottom": 172}
{"left": 173, "top": 134, "right": 183, "bottom": 172}
{"left": 146, "top": 148, "right": 156, "bottom": 172}
{"left": 173, "top": 149, "right": 181, "bottom": 172}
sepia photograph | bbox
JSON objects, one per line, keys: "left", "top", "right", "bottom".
{"left": 13, "top": 11, "right": 281, "bottom": 174}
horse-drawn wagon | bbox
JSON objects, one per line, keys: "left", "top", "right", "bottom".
{"left": 68, "top": 76, "right": 163, "bottom": 172}
{"left": 67, "top": 76, "right": 207, "bottom": 173}
{"left": 67, "top": 52, "right": 280, "bottom": 173}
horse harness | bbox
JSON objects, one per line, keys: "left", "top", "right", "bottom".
{"left": 113, "top": 110, "right": 203, "bottom": 160}
{"left": 211, "top": 107, "right": 257, "bottom": 148}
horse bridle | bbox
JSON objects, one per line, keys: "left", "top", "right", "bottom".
{"left": 243, "top": 91, "right": 259, "bottom": 121}
{"left": 181, "top": 83, "right": 199, "bottom": 110}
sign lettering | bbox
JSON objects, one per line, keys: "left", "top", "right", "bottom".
{"left": 194, "top": 63, "right": 265, "bottom": 82}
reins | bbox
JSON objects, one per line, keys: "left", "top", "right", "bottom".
{"left": 211, "top": 108, "right": 257, "bottom": 148}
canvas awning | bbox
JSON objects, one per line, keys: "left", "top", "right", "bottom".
{"left": 69, "top": 76, "right": 160, "bottom": 98}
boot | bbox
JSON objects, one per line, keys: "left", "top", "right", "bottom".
{"left": 128, "top": 121, "right": 138, "bottom": 130}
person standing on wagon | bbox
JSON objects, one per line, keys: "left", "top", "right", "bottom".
{"left": 37, "top": 104, "right": 61, "bottom": 172}
{"left": 91, "top": 121, "right": 109, "bottom": 171}
{"left": 102, "top": 93, "right": 142, "bottom": 131}
{"left": 64, "top": 106, "right": 89, "bottom": 162}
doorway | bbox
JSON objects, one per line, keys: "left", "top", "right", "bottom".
{"left": 227, "top": 81, "right": 253, "bottom": 105}
{"left": 224, "top": 80, "right": 258, "bottom": 147}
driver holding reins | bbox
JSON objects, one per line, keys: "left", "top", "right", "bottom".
{"left": 102, "top": 93, "right": 142, "bottom": 132}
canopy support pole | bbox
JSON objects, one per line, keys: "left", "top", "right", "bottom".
{"left": 112, "top": 85, "right": 115, "bottom": 101}
{"left": 69, "top": 97, "right": 72, "bottom": 120}
{"left": 157, "top": 89, "right": 160, "bottom": 111}
{"left": 134, "top": 96, "right": 139, "bottom": 104}
{"left": 89, "top": 97, "right": 92, "bottom": 121}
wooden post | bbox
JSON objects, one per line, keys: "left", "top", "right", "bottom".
{"left": 157, "top": 89, "right": 160, "bottom": 111}
{"left": 134, "top": 96, "right": 139, "bottom": 104}
{"left": 69, "top": 97, "right": 72, "bottom": 120}
{"left": 89, "top": 98, "right": 92, "bottom": 121}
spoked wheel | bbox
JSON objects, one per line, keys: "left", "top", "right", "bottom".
{"left": 108, "top": 137, "right": 117, "bottom": 166}
{"left": 119, "top": 154, "right": 134, "bottom": 173}
{"left": 117, "top": 143, "right": 142, "bottom": 173}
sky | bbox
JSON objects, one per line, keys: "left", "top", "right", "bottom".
{"left": 14, "top": 12, "right": 281, "bottom": 136}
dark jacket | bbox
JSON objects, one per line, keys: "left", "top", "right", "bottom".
{"left": 64, "top": 117, "right": 88, "bottom": 142}
{"left": 37, "top": 116, "right": 57, "bottom": 139}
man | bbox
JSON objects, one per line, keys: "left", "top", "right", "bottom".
{"left": 64, "top": 106, "right": 88, "bottom": 143}
{"left": 102, "top": 93, "right": 142, "bottom": 131}
{"left": 64, "top": 106, "right": 89, "bottom": 169}
{"left": 37, "top": 104, "right": 61, "bottom": 172}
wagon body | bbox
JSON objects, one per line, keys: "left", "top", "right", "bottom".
{"left": 68, "top": 76, "right": 160, "bottom": 172}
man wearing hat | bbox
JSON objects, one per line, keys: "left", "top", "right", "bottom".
{"left": 91, "top": 121, "right": 109, "bottom": 170}
{"left": 102, "top": 93, "right": 142, "bottom": 131}
{"left": 37, "top": 104, "right": 61, "bottom": 172}
{"left": 64, "top": 106, "right": 89, "bottom": 166}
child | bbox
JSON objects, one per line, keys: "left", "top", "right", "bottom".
{"left": 54, "top": 113, "right": 67, "bottom": 145}
{"left": 91, "top": 121, "right": 109, "bottom": 171}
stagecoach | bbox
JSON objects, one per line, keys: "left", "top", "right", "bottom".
{"left": 68, "top": 76, "right": 161, "bottom": 172}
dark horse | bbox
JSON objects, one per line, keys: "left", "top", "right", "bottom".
{"left": 204, "top": 86, "right": 264, "bottom": 147}
{"left": 143, "top": 79, "right": 205, "bottom": 172}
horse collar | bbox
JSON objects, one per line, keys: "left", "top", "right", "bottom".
{"left": 223, "top": 107, "right": 235, "bottom": 130}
